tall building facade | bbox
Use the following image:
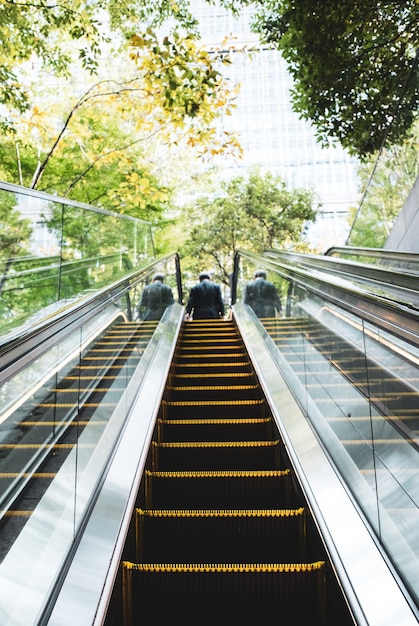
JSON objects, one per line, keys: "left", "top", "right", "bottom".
{"left": 190, "top": 1, "right": 360, "bottom": 250}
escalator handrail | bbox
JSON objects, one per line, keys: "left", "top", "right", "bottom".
{"left": 324, "top": 245, "right": 419, "bottom": 267}
{"left": 263, "top": 249, "right": 419, "bottom": 295}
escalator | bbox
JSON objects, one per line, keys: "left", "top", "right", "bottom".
{"left": 111, "top": 319, "right": 355, "bottom": 625}
{"left": 1, "top": 246, "right": 418, "bottom": 625}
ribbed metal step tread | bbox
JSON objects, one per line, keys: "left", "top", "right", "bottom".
{"left": 153, "top": 440, "right": 280, "bottom": 449}
{"left": 179, "top": 338, "right": 243, "bottom": 345}
{"left": 166, "top": 384, "right": 262, "bottom": 401}
{"left": 145, "top": 469, "right": 294, "bottom": 509}
{"left": 158, "top": 417, "right": 274, "bottom": 443}
{"left": 162, "top": 396, "right": 269, "bottom": 419}
{"left": 122, "top": 559, "right": 326, "bottom": 621}
{"left": 152, "top": 440, "right": 281, "bottom": 469}
{"left": 159, "top": 418, "right": 271, "bottom": 426}
{"left": 167, "top": 384, "right": 259, "bottom": 392}
{"left": 175, "top": 349, "right": 248, "bottom": 355}
{"left": 172, "top": 372, "right": 254, "bottom": 379}
{"left": 174, "top": 361, "right": 251, "bottom": 368}
{"left": 163, "top": 399, "right": 265, "bottom": 407}
{"left": 135, "top": 507, "right": 308, "bottom": 562}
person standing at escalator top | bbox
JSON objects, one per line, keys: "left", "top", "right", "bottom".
{"left": 185, "top": 271, "right": 225, "bottom": 320}
{"left": 243, "top": 269, "right": 282, "bottom": 318}
{"left": 137, "top": 272, "right": 174, "bottom": 320}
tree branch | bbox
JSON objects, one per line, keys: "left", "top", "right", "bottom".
{"left": 30, "top": 79, "right": 149, "bottom": 189}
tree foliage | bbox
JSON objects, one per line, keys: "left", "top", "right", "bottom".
{"left": 0, "top": 0, "right": 107, "bottom": 116}
{"left": 180, "top": 169, "right": 317, "bottom": 284}
{"left": 347, "top": 121, "right": 419, "bottom": 247}
{"left": 0, "top": 27, "right": 241, "bottom": 226}
{"left": 0, "top": 0, "right": 199, "bottom": 117}
{"left": 222, "top": 0, "right": 419, "bottom": 158}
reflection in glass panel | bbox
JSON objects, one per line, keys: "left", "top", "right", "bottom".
{"left": 0, "top": 185, "right": 153, "bottom": 336}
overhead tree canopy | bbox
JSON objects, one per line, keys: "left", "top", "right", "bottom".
{"left": 0, "top": 0, "right": 194, "bottom": 111}
{"left": 2, "top": 0, "right": 418, "bottom": 164}
{"left": 242, "top": 0, "right": 419, "bottom": 158}
{"left": 0, "top": 17, "right": 241, "bottom": 226}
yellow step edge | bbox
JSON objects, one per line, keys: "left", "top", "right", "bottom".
{"left": 343, "top": 438, "right": 419, "bottom": 445}
{"left": 176, "top": 347, "right": 246, "bottom": 352}
{"left": 181, "top": 332, "right": 237, "bottom": 336}
{"left": 136, "top": 508, "right": 306, "bottom": 518}
{"left": 166, "top": 385, "right": 259, "bottom": 392}
{"left": 0, "top": 472, "right": 56, "bottom": 479}
{"left": 123, "top": 561, "right": 325, "bottom": 573}
{"left": 173, "top": 372, "right": 254, "bottom": 379}
{"left": 0, "top": 443, "right": 77, "bottom": 450}
{"left": 158, "top": 418, "right": 271, "bottom": 425}
{"left": 180, "top": 337, "right": 241, "bottom": 342}
{"left": 1, "top": 511, "right": 33, "bottom": 517}
{"left": 146, "top": 469, "right": 290, "bottom": 479}
{"left": 162, "top": 399, "right": 265, "bottom": 407}
{"left": 175, "top": 362, "right": 250, "bottom": 368}
{"left": 153, "top": 440, "right": 280, "bottom": 449}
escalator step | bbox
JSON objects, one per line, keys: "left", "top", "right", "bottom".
{"left": 174, "top": 354, "right": 249, "bottom": 366}
{"left": 122, "top": 560, "right": 326, "bottom": 623}
{"left": 174, "top": 361, "right": 252, "bottom": 375}
{"left": 170, "top": 371, "right": 255, "bottom": 386}
{"left": 145, "top": 469, "right": 294, "bottom": 509}
{"left": 135, "top": 507, "right": 308, "bottom": 563}
{"left": 166, "top": 384, "right": 261, "bottom": 401}
{"left": 151, "top": 440, "right": 282, "bottom": 471}
{"left": 178, "top": 337, "right": 243, "bottom": 346}
{"left": 157, "top": 417, "right": 274, "bottom": 442}
{"left": 162, "top": 399, "right": 268, "bottom": 419}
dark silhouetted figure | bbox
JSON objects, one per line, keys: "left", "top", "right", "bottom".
{"left": 243, "top": 269, "right": 281, "bottom": 318}
{"left": 185, "top": 272, "right": 225, "bottom": 320}
{"left": 137, "top": 273, "right": 174, "bottom": 321}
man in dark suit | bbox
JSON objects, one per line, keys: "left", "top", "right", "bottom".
{"left": 185, "top": 272, "right": 225, "bottom": 320}
{"left": 243, "top": 269, "right": 281, "bottom": 318}
{"left": 137, "top": 273, "right": 174, "bottom": 321}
